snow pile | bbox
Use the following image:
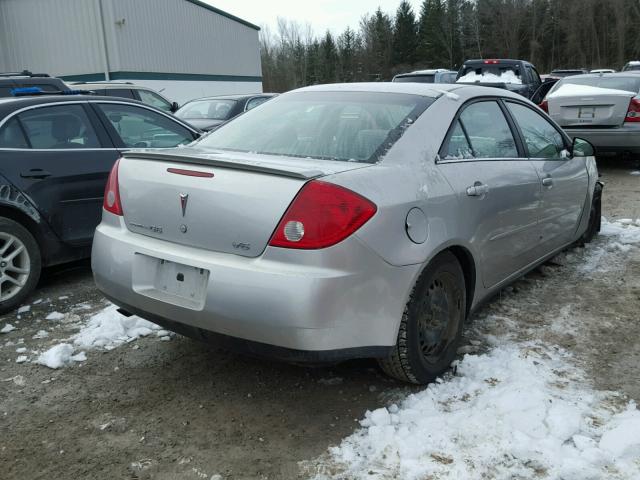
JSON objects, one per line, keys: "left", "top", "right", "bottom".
{"left": 306, "top": 219, "right": 640, "bottom": 480}
{"left": 36, "top": 344, "right": 86, "bottom": 369}
{"left": 308, "top": 344, "right": 640, "bottom": 480}
{"left": 548, "top": 83, "right": 635, "bottom": 98}
{"left": 457, "top": 70, "right": 522, "bottom": 84}
{"left": 73, "top": 304, "right": 161, "bottom": 350}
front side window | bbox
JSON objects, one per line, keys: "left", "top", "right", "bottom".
{"left": 455, "top": 101, "right": 518, "bottom": 158}
{"left": 18, "top": 104, "right": 100, "bottom": 149}
{"left": 196, "top": 91, "right": 432, "bottom": 163}
{"left": 0, "top": 118, "right": 29, "bottom": 148}
{"left": 507, "top": 102, "right": 565, "bottom": 159}
{"left": 98, "top": 103, "right": 193, "bottom": 148}
{"left": 137, "top": 89, "right": 172, "bottom": 112}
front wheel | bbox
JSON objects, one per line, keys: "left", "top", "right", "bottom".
{"left": 379, "top": 251, "right": 466, "bottom": 384}
{"left": 0, "top": 218, "right": 41, "bottom": 314}
{"left": 580, "top": 182, "right": 603, "bottom": 244}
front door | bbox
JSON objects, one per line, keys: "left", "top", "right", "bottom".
{"left": 437, "top": 100, "right": 541, "bottom": 288}
{"left": 505, "top": 101, "right": 589, "bottom": 251}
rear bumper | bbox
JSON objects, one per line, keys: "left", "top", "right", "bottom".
{"left": 563, "top": 125, "right": 640, "bottom": 154}
{"left": 91, "top": 212, "right": 419, "bottom": 357}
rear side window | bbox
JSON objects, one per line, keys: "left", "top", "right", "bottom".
{"left": 18, "top": 105, "right": 101, "bottom": 149}
{"left": 506, "top": 102, "right": 565, "bottom": 159}
{"left": 449, "top": 101, "right": 518, "bottom": 158}
{"left": 393, "top": 75, "right": 435, "bottom": 83}
{"left": 245, "top": 96, "right": 270, "bottom": 111}
{"left": 97, "top": 103, "right": 193, "bottom": 148}
{"left": 0, "top": 118, "right": 29, "bottom": 148}
{"left": 136, "top": 89, "right": 172, "bottom": 112}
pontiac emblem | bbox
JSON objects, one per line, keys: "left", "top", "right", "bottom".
{"left": 179, "top": 193, "right": 189, "bottom": 217}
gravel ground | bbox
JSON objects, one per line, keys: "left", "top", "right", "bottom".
{"left": 0, "top": 159, "right": 638, "bottom": 480}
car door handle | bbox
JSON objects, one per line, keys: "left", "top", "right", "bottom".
{"left": 466, "top": 183, "right": 489, "bottom": 196}
{"left": 20, "top": 169, "right": 52, "bottom": 179}
{"left": 542, "top": 177, "right": 553, "bottom": 187}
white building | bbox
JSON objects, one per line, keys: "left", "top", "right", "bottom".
{"left": 0, "top": 0, "right": 263, "bottom": 104}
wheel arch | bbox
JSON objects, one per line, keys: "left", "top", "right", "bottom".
{"left": 0, "top": 204, "right": 46, "bottom": 262}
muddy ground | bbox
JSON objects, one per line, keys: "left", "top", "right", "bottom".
{"left": 1, "top": 159, "right": 639, "bottom": 480}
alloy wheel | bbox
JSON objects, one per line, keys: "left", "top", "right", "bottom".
{"left": 0, "top": 232, "right": 31, "bottom": 302}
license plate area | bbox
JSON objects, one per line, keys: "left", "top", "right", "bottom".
{"left": 132, "top": 254, "right": 209, "bottom": 310}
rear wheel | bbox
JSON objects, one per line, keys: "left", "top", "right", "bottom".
{"left": 0, "top": 218, "right": 41, "bottom": 314}
{"left": 379, "top": 251, "right": 466, "bottom": 384}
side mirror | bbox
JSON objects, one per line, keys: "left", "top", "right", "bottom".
{"left": 171, "top": 102, "right": 179, "bottom": 113}
{"left": 571, "top": 137, "right": 595, "bottom": 157}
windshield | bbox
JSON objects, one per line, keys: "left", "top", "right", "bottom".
{"left": 458, "top": 66, "right": 522, "bottom": 84}
{"left": 549, "top": 76, "right": 640, "bottom": 94}
{"left": 195, "top": 91, "right": 433, "bottom": 163}
{"left": 623, "top": 63, "right": 640, "bottom": 71}
{"left": 393, "top": 74, "right": 435, "bottom": 83}
{"left": 176, "top": 99, "right": 237, "bottom": 120}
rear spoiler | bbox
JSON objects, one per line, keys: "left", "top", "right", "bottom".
{"left": 122, "top": 151, "right": 324, "bottom": 180}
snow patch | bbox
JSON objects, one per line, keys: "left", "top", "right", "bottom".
{"left": 548, "top": 83, "right": 635, "bottom": 98}
{"left": 32, "top": 330, "right": 49, "bottom": 339}
{"left": 17, "top": 305, "right": 30, "bottom": 314}
{"left": 46, "top": 311, "right": 65, "bottom": 321}
{"left": 457, "top": 70, "right": 522, "bottom": 84}
{"left": 36, "top": 344, "right": 74, "bottom": 369}
{"left": 1, "top": 324, "right": 16, "bottom": 333}
{"left": 73, "top": 304, "right": 161, "bottom": 350}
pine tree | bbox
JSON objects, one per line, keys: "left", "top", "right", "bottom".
{"left": 393, "top": 1, "right": 418, "bottom": 67}
{"left": 417, "top": 0, "right": 449, "bottom": 68}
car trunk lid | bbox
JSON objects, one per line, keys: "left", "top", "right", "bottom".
{"left": 547, "top": 84, "right": 636, "bottom": 127}
{"left": 117, "top": 148, "right": 372, "bottom": 257}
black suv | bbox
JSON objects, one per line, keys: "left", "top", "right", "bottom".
{"left": 0, "top": 71, "right": 70, "bottom": 97}
{"left": 0, "top": 94, "right": 201, "bottom": 312}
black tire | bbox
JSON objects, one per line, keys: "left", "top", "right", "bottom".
{"left": 379, "top": 251, "right": 466, "bottom": 384}
{"left": 0, "top": 217, "right": 41, "bottom": 314}
{"left": 580, "top": 182, "right": 603, "bottom": 244}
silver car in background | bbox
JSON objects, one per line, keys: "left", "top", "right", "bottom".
{"left": 543, "top": 73, "right": 640, "bottom": 156}
{"left": 92, "top": 83, "right": 602, "bottom": 384}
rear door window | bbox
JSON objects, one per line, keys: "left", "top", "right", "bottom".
{"left": 97, "top": 103, "right": 193, "bottom": 148}
{"left": 506, "top": 102, "right": 566, "bottom": 159}
{"left": 0, "top": 118, "right": 29, "bottom": 148}
{"left": 448, "top": 101, "right": 518, "bottom": 158}
{"left": 136, "top": 89, "right": 172, "bottom": 112}
{"left": 245, "top": 96, "right": 271, "bottom": 111}
{"left": 18, "top": 104, "right": 101, "bottom": 149}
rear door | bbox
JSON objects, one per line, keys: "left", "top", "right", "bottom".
{"left": 505, "top": 101, "right": 588, "bottom": 251}
{"left": 437, "top": 99, "right": 541, "bottom": 288}
{"left": 0, "top": 102, "right": 119, "bottom": 245}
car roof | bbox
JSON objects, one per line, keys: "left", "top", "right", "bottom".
{"left": 72, "top": 82, "right": 145, "bottom": 89}
{"left": 292, "top": 82, "right": 527, "bottom": 102}
{"left": 560, "top": 72, "right": 640, "bottom": 80}
{"left": 462, "top": 58, "right": 533, "bottom": 67}
{"left": 185, "top": 93, "right": 278, "bottom": 102}
{"left": 0, "top": 94, "right": 155, "bottom": 113}
{"left": 396, "top": 69, "right": 454, "bottom": 76}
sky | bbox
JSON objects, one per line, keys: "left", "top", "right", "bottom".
{"left": 204, "top": 0, "right": 423, "bottom": 36}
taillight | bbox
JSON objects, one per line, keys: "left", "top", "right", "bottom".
{"left": 483, "top": 59, "right": 500, "bottom": 64}
{"left": 625, "top": 97, "right": 640, "bottom": 122}
{"left": 103, "top": 158, "right": 123, "bottom": 216}
{"left": 269, "top": 180, "right": 377, "bottom": 249}
{"left": 539, "top": 99, "right": 548, "bottom": 113}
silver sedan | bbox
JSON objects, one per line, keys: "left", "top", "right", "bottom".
{"left": 91, "top": 83, "right": 602, "bottom": 384}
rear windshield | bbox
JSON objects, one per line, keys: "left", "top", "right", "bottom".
{"left": 550, "top": 70, "right": 586, "bottom": 77}
{"left": 550, "top": 76, "right": 640, "bottom": 94}
{"left": 177, "top": 99, "right": 237, "bottom": 120}
{"left": 623, "top": 63, "right": 640, "bottom": 71}
{"left": 393, "top": 74, "right": 435, "bottom": 83}
{"left": 195, "top": 91, "right": 433, "bottom": 163}
{"left": 458, "top": 66, "right": 522, "bottom": 84}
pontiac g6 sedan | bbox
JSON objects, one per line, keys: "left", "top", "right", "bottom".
{"left": 92, "top": 83, "right": 602, "bottom": 384}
